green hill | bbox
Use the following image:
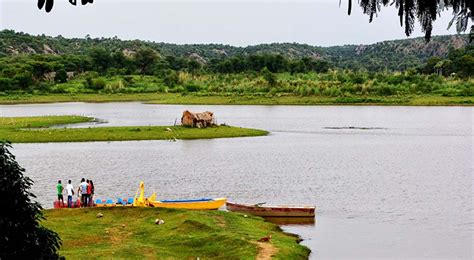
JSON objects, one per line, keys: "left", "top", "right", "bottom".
{"left": 0, "top": 30, "right": 468, "bottom": 71}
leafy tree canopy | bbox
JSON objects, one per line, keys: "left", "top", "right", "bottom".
{"left": 0, "top": 142, "right": 62, "bottom": 259}
{"left": 347, "top": 0, "right": 473, "bottom": 41}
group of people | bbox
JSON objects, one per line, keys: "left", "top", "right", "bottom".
{"left": 56, "top": 178, "right": 95, "bottom": 208}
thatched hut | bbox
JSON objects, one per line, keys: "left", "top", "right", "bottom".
{"left": 181, "top": 110, "right": 215, "bottom": 128}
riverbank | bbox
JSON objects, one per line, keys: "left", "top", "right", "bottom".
{"left": 0, "top": 116, "right": 268, "bottom": 143}
{"left": 42, "top": 207, "right": 310, "bottom": 259}
{"left": 0, "top": 93, "right": 473, "bottom": 106}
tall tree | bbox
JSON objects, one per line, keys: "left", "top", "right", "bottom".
{"left": 135, "top": 47, "right": 158, "bottom": 75}
{"left": 89, "top": 47, "right": 112, "bottom": 73}
{"left": 187, "top": 59, "right": 202, "bottom": 74}
{"left": 28, "top": 61, "right": 53, "bottom": 81}
{"left": 0, "top": 142, "right": 62, "bottom": 259}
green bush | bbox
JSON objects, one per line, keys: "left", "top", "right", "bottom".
{"left": 163, "top": 70, "right": 180, "bottom": 87}
{"left": 104, "top": 80, "right": 124, "bottom": 93}
{"left": 184, "top": 82, "right": 202, "bottom": 92}
{"left": 0, "top": 77, "right": 14, "bottom": 91}
{"left": 375, "top": 85, "right": 395, "bottom": 96}
{"left": 54, "top": 69, "right": 68, "bottom": 83}
{"left": 122, "top": 75, "right": 134, "bottom": 85}
{"left": 13, "top": 73, "right": 33, "bottom": 89}
{"left": 92, "top": 78, "right": 107, "bottom": 90}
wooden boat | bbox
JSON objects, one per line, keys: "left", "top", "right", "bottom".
{"left": 226, "top": 202, "right": 315, "bottom": 217}
{"left": 148, "top": 198, "right": 227, "bottom": 210}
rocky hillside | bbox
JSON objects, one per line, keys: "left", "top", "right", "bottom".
{"left": 0, "top": 30, "right": 469, "bottom": 71}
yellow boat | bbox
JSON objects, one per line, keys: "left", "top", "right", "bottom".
{"left": 148, "top": 198, "right": 226, "bottom": 209}
{"left": 133, "top": 181, "right": 226, "bottom": 210}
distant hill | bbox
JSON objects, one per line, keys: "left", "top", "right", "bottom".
{"left": 0, "top": 30, "right": 469, "bottom": 71}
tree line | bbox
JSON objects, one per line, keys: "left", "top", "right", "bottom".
{"left": 422, "top": 44, "right": 474, "bottom": 78}
{"left": 0, "top": 45, "right": 472, "bottom": 94}
{"left": 0, "top": 48, "right": 332, "bottom": 90}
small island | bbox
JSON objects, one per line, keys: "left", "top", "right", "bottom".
{"left": 0, "top": 116, "right": 268, "bottom": 143}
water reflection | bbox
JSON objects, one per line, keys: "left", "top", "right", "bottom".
{"left": 264, "top": 217, "right": 315, "bottom": 226}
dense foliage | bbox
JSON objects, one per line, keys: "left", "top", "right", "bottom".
{"left": 0, "top": 30, "right": 472, "bottom": 98}
{"left": 351, "top": 0, "right": 473, "bottom": 41}
{"left": 0, "top": 142, "right": 62, "bottom": 259}
{"left": 422, "top": 44, "right": 474, "bottom": 78}
{"left": 0, "top": 30, "right": 469, "bottom": 70}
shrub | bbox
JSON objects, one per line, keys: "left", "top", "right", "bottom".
{"left": 92, "top": 78, "right": 107, "bottom": 90}
{"left": 54, "top": 69, "right": 68, "bottom": 83}
{"left": 13, "top": 73, "right": 33, "bottom": 89}
{"left": 0, "top": 77, "right": 14, "bottom": 91}
{"left": 122, "top": 75, "right": 134, "bottom": 85}
{"left": 104, "top": 80, "right": 125, "bottom": 93}
{"left": 376, "top": 85, "right": 395, "bottom": 96}
{"left": 459, "top": 84, "right": 474, "bottom": 96}
{"left": 262, "top": 67, "right": 277, "bottom": 87}
{"left": 163, "top": 70, "right": 180, "bottom": 87}
{"left": 184, "top": 82, "right": 202, "bottom": 92}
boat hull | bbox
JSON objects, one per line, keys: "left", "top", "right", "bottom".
{"left": 226, "top": 202, "right": 315, "bottom": 217}
{"left": 149, "top": 198, "right": 227, "bottom": 210}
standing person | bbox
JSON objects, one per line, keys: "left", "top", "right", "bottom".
{"left": 77, "top": 178, "right": 83, "bottom": 206}
{"left": 78, "top": 178, "right": 88, "bottom": 207}
{"left": 56, "top": 180, "right": 64, "bottom": 206}
{"left": 89, "top": 180, "right": 95, "bottom": 206}
{"left": 65, "top": 180, "right": 74, "bottom": 208}
{"left": 86, "top": 180, "right": 92, "bottom": 207}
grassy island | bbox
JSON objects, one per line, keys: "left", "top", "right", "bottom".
{"left": 42, "top": 207, "right": 310, "bottom": 259}
{"left": 0, "top": 116, "right": 268, "bottom": 143}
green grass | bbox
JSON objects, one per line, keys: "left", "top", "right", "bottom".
{"left": 0, "top": 116, "right": 268, "bottom": 143}
{"left": 42, "top": 207, "right": 310, "bottom": 259}
{"left": 0, "top": 93, "right": 472, "bottom": 106}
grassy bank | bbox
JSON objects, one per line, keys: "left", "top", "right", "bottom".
{"left": 42, "top": 207, "right": 310, "bottom": 259}
{"left": 0, "top": 93, "right": 473, "bottom": 106}
{"left": 0, "top": 116, "right": 268, "bottom": 143}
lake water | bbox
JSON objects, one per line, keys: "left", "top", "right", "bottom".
{"left": 1, "top": 102, "right": 472, "bottom": 259}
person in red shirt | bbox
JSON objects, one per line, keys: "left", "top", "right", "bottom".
{"left": 86, "top": 179, "right": 92, "bottom": 207}
{"left": 89, "top": 180, "right": 95, "bottom": 206}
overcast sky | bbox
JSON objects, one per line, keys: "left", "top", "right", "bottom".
{"left": 0, "top": 0, "right": 462, "bottom": 47}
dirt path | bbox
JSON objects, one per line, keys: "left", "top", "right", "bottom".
{"left": 255, "top": 241, "right": 278, "bottom": 260}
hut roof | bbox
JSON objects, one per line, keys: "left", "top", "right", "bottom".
{"left": 194, "top": 111, "right": 213, "bottom": 121}
{"left": 184, "top": 110, "right": 214, "bottom": 122}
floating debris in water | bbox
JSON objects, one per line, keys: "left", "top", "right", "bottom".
{"left": 324, "top": 126, "right": 386, "bottom": 130}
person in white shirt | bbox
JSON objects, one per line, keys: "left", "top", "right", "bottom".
{"left": 78, "top": 178, "right": 88, "bottom": 207}
{"left": 65, "top": 180, "right": 74, "bottom": 208}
